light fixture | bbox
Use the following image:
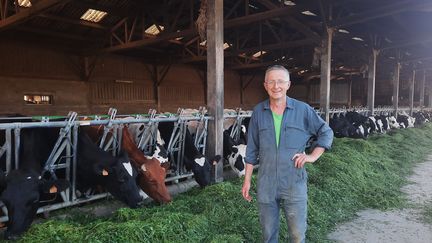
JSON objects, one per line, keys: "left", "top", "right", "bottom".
{"left": 352, "top": 37, "right": 364, "bottom": 41}
{"left": 338, "top": 29, "right": 350, "bottom": 34}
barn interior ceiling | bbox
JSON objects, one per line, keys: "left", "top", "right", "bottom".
{"left": 1, "top": 0, "right": 432, "bottom": 83}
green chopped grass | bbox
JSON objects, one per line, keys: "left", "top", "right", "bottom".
{"left": 12, "top": 124, "right": 432, "bottom": 243}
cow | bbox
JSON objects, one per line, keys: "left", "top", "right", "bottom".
{"left": 76, "top": 128, "right": 143, "bottom": 208}
{"left": 376, "top": 115, "right": 391, "bottom": 131}
{"left": 121, "top": 128, "right": 171, "bottom": 203}
{"left": 0, "top": 128, "right": 69, "bottom": 240}
{"left": 223, "top": 130, "right": 246, "bottom": 177}
{"left": 388, "top": 116, "right": 400, "bottom": 129}
{"left": 396, "top": 112, "right": 415, "bottom": 128}
{"left": 157, "top": 121, "right": 222, "bottom": 188}
{"left": 413, "top": 112, "right": 429, "bottom": 126}
{"left": 329, "top": 113, "right": 364, "bottom": 138}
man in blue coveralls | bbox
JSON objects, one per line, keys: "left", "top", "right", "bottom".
{"left": 241, "top": 65, "right": 333, "bottom": 243}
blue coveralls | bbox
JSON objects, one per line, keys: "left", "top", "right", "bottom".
{"left": 245, "top": 97, "right": 333, "bottom": 243}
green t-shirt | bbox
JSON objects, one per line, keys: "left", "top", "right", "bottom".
{"left": 272, "top": 112, "right": 283, "bottom": 147}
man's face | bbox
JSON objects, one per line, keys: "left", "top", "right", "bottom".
{"left": 264, "top": 69, "right": 290, "bottom": 100}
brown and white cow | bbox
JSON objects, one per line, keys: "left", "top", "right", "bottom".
{"left": 121, "top": 128, "right": 171, "bottom": 204}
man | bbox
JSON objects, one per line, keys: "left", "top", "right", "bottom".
{"left": 242, "top": 65, "right": 333, "bottom": 243}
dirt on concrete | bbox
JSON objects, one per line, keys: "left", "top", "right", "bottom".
{"left": 327, "top": 155, "right": 432, "bottom": 243}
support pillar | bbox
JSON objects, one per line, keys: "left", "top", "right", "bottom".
{"left": 320, "top": 27, "right": 333, "bottom": 122}
{"left": 367, "top": 49, "right": 378, "bottom": 115}
{"left": 420, "top": 70, "right": 425, "bottom": 109}
{"left": 393, "top": 62, "right": 401, "bottom": 116}
{"left": 206, "top": 0, "right": 224, "bottom": 183}
{"left": 409, "top": 70, "right": 415, "bottom": 115}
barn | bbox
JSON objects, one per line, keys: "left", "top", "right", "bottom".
{"left": 1, "top": 0, "right": 432, "bottom": 241}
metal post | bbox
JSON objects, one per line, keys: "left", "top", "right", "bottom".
{"left": 320, "top": 27, "right": 333, "bottom": 122}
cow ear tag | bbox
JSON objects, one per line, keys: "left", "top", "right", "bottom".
{"left": 102, "top": 169, "right": 109, "bottom": 176}
{"left": 49, "top": 185, "right": 58, "bottom": 194}
{"left": 141, "top": 164, "right": 147, "bottom": 172}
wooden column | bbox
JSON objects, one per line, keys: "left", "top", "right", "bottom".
{"left": 393, "top": 62, "right": 401, "bottom": 116}
{"left": 206, "top": 0, "right": 224, "bottom": 183}
{"left": 409, "top": 70, "right": 415, "bottom": 115}
{"left": 320, "top": 27, "right": 333, "bottom": 122}
{"left": 367, "top": 49, "right": 378, "bottom": 115}
{"left": 420, "top": 70, "right": 425, "bottom": 108}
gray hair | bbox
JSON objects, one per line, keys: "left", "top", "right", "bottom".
{"left": 264, "top": 65, "right": 290, "bottom": 82}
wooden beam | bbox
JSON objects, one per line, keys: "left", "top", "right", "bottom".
{"left": 393, "top": 62, "right": 401, "bottom": 115}
{"left": 206, "top": 0, "right": 224, "bottom": 183}
{"left": 367, "top": 49, "right": 378, "bottom": 115}
{"left": 256, "top": 0, "right": 321, "bottom": 42}
{"left": 381, "top": 35, "right": 432, "bottom": 51}
{"left": 329, "top": 0, "right": 432, "bottom": 28}
{"left": 409, "top": 70, "right": 415, "bottom": 115}
{"left": 17, "top": 26, "right": 103, "bottom": 42}
{"left": 104, "top": 6, "right": 298, "bottom": 52}
{"left": 0, "top": 0, "right": 69, "bottom": 31}
{"left": 420, "top": 70, "right": 425, "bottom": 108}
{"left": 403, "top": 55, "right": 432, "bottom": 64}
{"left": 39, "top": 13, "right": 108, "bottom": 30}
{"left": 320, "top": 27, "right": 333, "bottom": 122}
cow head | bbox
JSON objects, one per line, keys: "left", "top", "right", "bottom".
{"left": 122, "top": 128, "right": 171, "bottom": 204}
{"left": 97, "top": 152, "right": 143, "bottom": 208}
{"left": 0, "top": 170, "right": 68, "bottom": 240}
{"left": 137, "top": 158, "right": 171, "bottom": 203}
{"left": 77, "top": 131, "right": 143, "bottom": 208}
{"left": 388, "top": 116, "right": 400, "bottom": 129}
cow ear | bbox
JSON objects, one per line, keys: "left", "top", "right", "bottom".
{"left": 40, "top": 179, "right": 70, "bottom": 194}
{"left": 93, "top": 164, "right": 110, "bottom": 176}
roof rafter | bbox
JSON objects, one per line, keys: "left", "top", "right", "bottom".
{"left": 0, "top": 0, "right": 70, "bottom": 31}
{"left": 329, "top": 0, "right": 432, "bottom": 28}
{"left": 104, "top": 6, "right": 300, "bottom": 53}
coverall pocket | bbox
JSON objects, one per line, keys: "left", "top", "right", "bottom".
{"left": 284, "top": 125, "right": 308, "bottom": 149}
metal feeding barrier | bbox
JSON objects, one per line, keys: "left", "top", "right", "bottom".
{"left": 0, "top": 106, "right": 255, "bottom": 222}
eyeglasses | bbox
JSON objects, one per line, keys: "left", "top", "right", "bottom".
{"left": 265, "top": 79, "right": 289, "bottom": 86}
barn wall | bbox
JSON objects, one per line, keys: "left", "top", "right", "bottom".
{"left": 0, "top": 77, "right": 88, "bottom": 116}
{"left": 0, "top": 39, "right": 255, "bottom": 116}
{"left": 308, "top": 80, "right": 351, "bottom": 107}
{"left": 240, "top": 74, "right": 268, "bottom": 109}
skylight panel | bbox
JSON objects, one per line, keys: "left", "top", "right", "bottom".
{"left": 17, "top": 0, "right": 32, "bottom": 7}
{"left": 80, "top": 9, "right": 108, "bottom": 23}
{"left": 252, "top": 51, "right": 266, "bottom": 58}
{"left": 301, "top": 10, "right": 317, "bottom": 16}
{"left": 283, "top": 1, "right": 296, "bottom": 6}
{"left": 145, "top": 24, "right": 165, "bottom": 35}
{"left": 352, "top": 37, "right": 364, "bottom": 41}
{"left": 223, "top": 43, "right": 230, "bottom": 50}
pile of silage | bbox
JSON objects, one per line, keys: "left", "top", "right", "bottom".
{"left": 15, "top": 124, "right": 432, "bottom": 243}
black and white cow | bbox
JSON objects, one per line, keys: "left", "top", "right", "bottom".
{"left": 388, "top": 115, "right": 401, "bottom": 129}
{"left": 330, "top": 113, "right": 365, "bottom": 138}
{"left": 0, "top": 128, "right": 69, "bottom": 240}
{"left": 223, "top": 131, "right": 246, "bottom": 177}
{"left": 413, "top": 111, "right": 429, "bottom": 126}
{"left": 76, "top": 129, "right": 143, "bottom": 208}
{"left": 158, "top": 121, "right": 222, "bottom": 187}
